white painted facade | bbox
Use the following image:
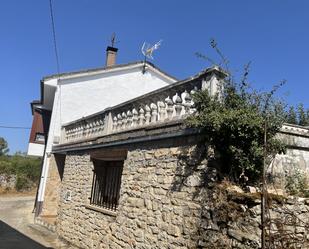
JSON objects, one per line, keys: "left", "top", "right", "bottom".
{"left": 36, "top": 62, "right": 177, "bottom": 205}
{"left": 27, "top": 142, "right": 45, "bottom": 157}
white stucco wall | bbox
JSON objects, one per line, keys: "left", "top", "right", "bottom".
{"left": 27, "top": 142, "right": 44, "bottom": 157}
{"left": 59, "top": 68, "right": 173, "bottom": 124}
{"left": 37, "top": 65, "right": 175, "bottom": 203}
{"left": 48, "top": 67, "right": 174, "bottom": 141}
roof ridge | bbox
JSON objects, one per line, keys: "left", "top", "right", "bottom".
{"left": 42, "top": 61, "right": 178, "bottom": 81}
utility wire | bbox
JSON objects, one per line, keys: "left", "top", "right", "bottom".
{"left": 0, "top": 125, "right": 30, "bottom": 130}
{"left": 0, "top": 2, "right": 59, "bottom": 134}
{"left": 49, "top": 0, "right": 63, "bottom": 126}
{"left": 0, "top": 3, "right": 59, "bottom": 135}
{"left": 49, "top": 0, "right": 60, "bottom": 75}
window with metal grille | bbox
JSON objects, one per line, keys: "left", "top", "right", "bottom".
{"left": 89, "top": 160, "right": 123, "bottom": 211}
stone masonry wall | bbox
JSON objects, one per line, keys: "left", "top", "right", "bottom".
{"left": 41, "top": 154, "right": 64, "bottom": 220}
{"left": 269, "top": 131, "right": 309, "bottom": 193}
{"left": 57, "top": 137, "right": 211, "bottom": 249}
{"left": 56, "top": 136, "right": 309, "bottom": 249}
{"left": 0, "top": 174, "right": 16, "bottom": 189}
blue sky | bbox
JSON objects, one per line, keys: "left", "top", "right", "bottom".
{"left": 0, "top": 0, "right": 308, "bottom": 153}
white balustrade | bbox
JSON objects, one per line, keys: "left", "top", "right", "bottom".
{"left": 110, "top": 86, "right": 199, "bottom": 133}
{"left": 63, "top": 114, "right": 105, "bottom": 143}
{"left": 58, "top": 66, "right": 232, "bottom": 144}
{"left": 62, "top": 82, "right": 203, "bottom": 143}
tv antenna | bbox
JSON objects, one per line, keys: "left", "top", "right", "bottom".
{"left": 141, "top": 40, "right": 162, "bottom": 73}
{"left": 109, "top": 32, "right": 119, "bottom": 48}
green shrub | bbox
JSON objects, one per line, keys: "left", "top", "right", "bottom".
{"left": 15, "top": 175, "right": 32, "bottom": 190}
{"left": 0, "top": 155, "right": 41, "bottom": 191}
{"left": 285, "top": 169, "right": 309, "bottom": 197}
{"left": 189, "top": 42, "right": 286, "bottom": 184}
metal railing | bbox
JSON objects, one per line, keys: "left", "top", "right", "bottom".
{"left": 90, "top": 161, "right": 123, "bottom": 211}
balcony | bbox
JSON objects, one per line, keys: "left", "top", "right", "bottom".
{"left": 59, "top": 66, "right": 227, "bottom": 145}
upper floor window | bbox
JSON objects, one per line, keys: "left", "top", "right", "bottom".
{"left": 35, "top": 133, "right": 45, "bottom": 143}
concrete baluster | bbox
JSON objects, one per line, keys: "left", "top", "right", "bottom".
{"left": 89, "top": 122, "right": 94, "bottom": 135}
{"left": 78, "top": 125, "right": 83, "bottom": 138}
{"left": 174, "top": 93, "right": 183, "bottom": 117}
{"left": 99, "top": 118, "right": 104, "bottom": 131}
{"left": 145, "top": 105, "right": 151, "bottom": 124}
{"left": 66, "top": 128, "right": 70, "bottom": 140}
{"left": 132, "top": 109, "right": 138, "bottom": 127}
{"left": 74, "top": 128, "right": 77, "bottom": 139}
{"left": 127, "top": 110, "right": 133, "bottom": 127}
{"left": 87, "top": 123, "right": 91, "bottom": 136}
{"left": 190, "top": 86, "right": 198, "bottom": 113}
{"left": 166, "top": 97, "right": 174, "bottom": 119}
{"left": 113, "top": 116, "right": 118, "bottom": 131}
{"left": 95, "top": 119, "right": 100, "bottom": 133}
{"left": 138, "top": 108, "right": 145, "bottom": 126}
{"left": 150, "top": 103, "right": 158, "bottom": 123}
{"left": 81, "top": 123, "right": 85, "bottom": 136}
{"left": 122, "top": 112, "right": 127, "bottom": 129}
{"left": 158, "top": 101, "right": 166, "bottom": 121}
{"left": 70, "top": 127, "right": 73, "bottom": 140}
{"left": 117, "top": 114, "right": 122, "bottom": 130}
{"left": 184, "top": 90, "right": 192, "bottom": 114}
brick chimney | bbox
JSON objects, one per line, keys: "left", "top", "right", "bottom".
{"left": 105, "top": 46, "right": 118, "bottom": 67}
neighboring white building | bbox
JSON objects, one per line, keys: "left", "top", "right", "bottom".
{"left": 29, "top": 46, "right": 177, "bottom": 214}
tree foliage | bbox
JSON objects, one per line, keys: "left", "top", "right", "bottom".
{"left": 0, "top": 138, "right": 41, "bottom": 190}
{"left": 0, "top": 137, "right": 9, "bottom": 156}
{"left": 0, "top": 154, "right": 41, "bottom": 190}
{"left": 188, "top": 41, "right": 286, "bottom": 183}
{"left": 285, "top": 103, "right": 309, "bottom": 126}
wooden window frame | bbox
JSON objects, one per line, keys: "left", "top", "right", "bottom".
{"left": 35, "top": 132, "right": 45, "bottom": 143}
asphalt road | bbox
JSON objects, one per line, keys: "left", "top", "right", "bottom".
{"left": 0, "top": 195, "right": 55, "bottom": 249}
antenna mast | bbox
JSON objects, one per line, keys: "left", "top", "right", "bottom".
{"left": 141, "top": 40, "right": 162, "bottom": 73}
{"left": 110, "top": 32, "right": 116, "bottom": 47}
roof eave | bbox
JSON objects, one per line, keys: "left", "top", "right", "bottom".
{"left": 41, "top": 61, "right": 178, "bottom": 83}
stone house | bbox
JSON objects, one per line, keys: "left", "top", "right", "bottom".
{"left": 35, "top": 54, "right": 309, "bottom": 248}
{"left": 28, "top": 45, "right": 178, "bottom": 217}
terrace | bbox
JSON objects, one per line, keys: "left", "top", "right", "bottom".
{"left": 57, "top": 66, "right": 228, "bottom": 147}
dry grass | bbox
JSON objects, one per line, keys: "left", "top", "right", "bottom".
{"left": 0, "top": 187, "right": 37, "bottom": 197}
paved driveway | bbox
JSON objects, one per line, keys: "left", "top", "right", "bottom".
{"left": 0, "top": 195, "right": 55, "bottom": 249}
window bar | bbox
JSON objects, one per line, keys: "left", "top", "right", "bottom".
{"left": 118, "top": 165, "right": 124, "bottom": 207}
{"left": 107, "top": 164, "right": 113, "bottom": 209}
{"left": 99, "top": 167, "right": 105, "bottom": 207}
{"left": 115, "top": 165, "right": 122, "bottom": 209}
{"left": 96, "top": 167, "right": 102, "bottom": 206}
{"left": 96, "top": 168, "right": 102, "bottom": 206}
{"left": 110, "top": 165, "right": 117, "bottom": 210}
{"left": 114, "top": 165, "right": 121, "bottom": 210}
{"left": 112, "top": 165, "right": 118, "bottom": 210}
{"left": 90, "top": 170, "right": 96, "bottom": 205}
{"left": 111, "top": 164, "right": 118, "bottom": 210}
{"left": 115, "top": 165, "right": 122, "bottom": 210}
{"left": 103, "top": 165, "right": 108, "bottom": 209}
{"left": 93, "top": 170, "right": 98, "bottom": 205}
{"left": 102, "top": 166, "right": 108, "bottom": 208}
{"left": 102, "top": 166, "right": 107, "bottom": 207}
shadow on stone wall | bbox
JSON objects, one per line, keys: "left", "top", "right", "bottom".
{"left": 169, "top": 143, "right": 309, "bottom": 249}
{"left": 169, "top": 144, "right": 263, "bottom": 248}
